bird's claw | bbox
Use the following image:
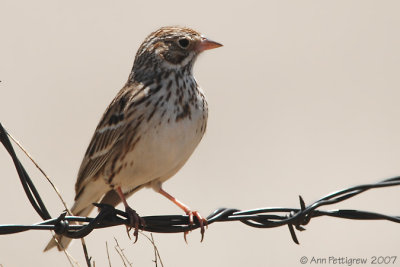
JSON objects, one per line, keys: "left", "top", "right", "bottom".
{"left": 184, "top": 210, "right": 207, "bottom": 243}
{"left": 124, "top": 206, "right": 145, "bottom": 243}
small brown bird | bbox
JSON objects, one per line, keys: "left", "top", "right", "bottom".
{"left": 45, "top": 26, "right": 222, "bottom": 251}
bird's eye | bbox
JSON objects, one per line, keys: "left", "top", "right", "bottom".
{"left": 178, "top": 38, "right": 190, "bottom": 48}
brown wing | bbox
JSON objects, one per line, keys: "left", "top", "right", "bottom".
{"left": 74, "top": 82, "right": 148, "bottom": 195}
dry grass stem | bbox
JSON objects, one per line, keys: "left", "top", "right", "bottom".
{"left": 81, "top": 238, "right": 93, "bottom": 267}
{"left": 7, "top": 130, "right": 84, "bottom": 266}
{"left": 106, "top": 242, "right": 112, "bottom": 267}
{"left": 140, "top": 232, "right": 164, "bottom": 267}
{"left": 7, "top": 131, "right": 71, "bottom": 214}
{"left": 114, "top": 237, "right": 133, "bottom": 267}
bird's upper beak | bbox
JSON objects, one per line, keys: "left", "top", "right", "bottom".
{"left": 196, "top": 37, "right": 223, "bottom": 52}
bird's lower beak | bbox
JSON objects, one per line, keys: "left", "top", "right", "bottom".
{"left": 197, "top": 38, "right": 223, "bottom": 52}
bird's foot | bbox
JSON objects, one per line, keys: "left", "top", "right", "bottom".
{"left": 184, "top": 210, "right": 208, "bottom": 243}
{"left": 124, "top": 206, "right": 145, "bottom": 243}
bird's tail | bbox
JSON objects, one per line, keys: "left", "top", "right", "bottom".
{"left": 44, "top": 179, "right": 108, "bottom": 252}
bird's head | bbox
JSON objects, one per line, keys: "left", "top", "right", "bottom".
{"left": 131, "top": 26, "right": 222, "bottom": 81}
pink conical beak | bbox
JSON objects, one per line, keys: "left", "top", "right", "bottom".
{"left": 196, "top": 37, "right": 223, "bottom": 52}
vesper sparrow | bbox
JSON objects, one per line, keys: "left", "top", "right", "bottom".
{"left": 45, "top": 26, "right": 222, "bottom": 251}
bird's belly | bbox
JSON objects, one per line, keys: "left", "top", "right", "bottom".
{"left": 113, "top": 112, "right": 206, "bottom": 190}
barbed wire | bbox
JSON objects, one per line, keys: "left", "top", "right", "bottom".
{"left": 1, "top": 121, "right": 400, "bottom": 248}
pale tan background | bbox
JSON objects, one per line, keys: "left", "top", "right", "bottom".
{"left": 1, "top": 0, "right": 400, "bottom": 266}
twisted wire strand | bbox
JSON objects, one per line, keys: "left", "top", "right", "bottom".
{"left": 1, "top": 122, "right": 399, "bottom": 245}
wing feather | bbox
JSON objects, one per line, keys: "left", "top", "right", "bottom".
{"left": 74, "top": 82, "right": 148, "bottom": 195}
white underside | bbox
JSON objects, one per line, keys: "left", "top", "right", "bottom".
{"left": 116, "top": 111, "right": 204, "bottom": 192}
{"left": 104, "top": 85, "right": 207, "bottom": 194}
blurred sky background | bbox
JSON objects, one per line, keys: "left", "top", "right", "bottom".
{"left": 1, "top": 1, "right": 400, "bottom": 266}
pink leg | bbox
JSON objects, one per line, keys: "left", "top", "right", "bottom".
{"left": 158, "top": 188, "right": 207, "bottom": 242}
{"left": 116, "top": 186, "right": 145, "bottom": 243}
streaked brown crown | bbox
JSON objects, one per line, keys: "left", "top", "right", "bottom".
{"left": 138, "top": 27, "right": 203, "bottom": 64}
{"left": 129, "top": 27, "right": 208, "bottom": 83}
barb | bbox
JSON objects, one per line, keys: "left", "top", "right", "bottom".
{"left": 1, "top": 122, "right": 400, "bottom": 247}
